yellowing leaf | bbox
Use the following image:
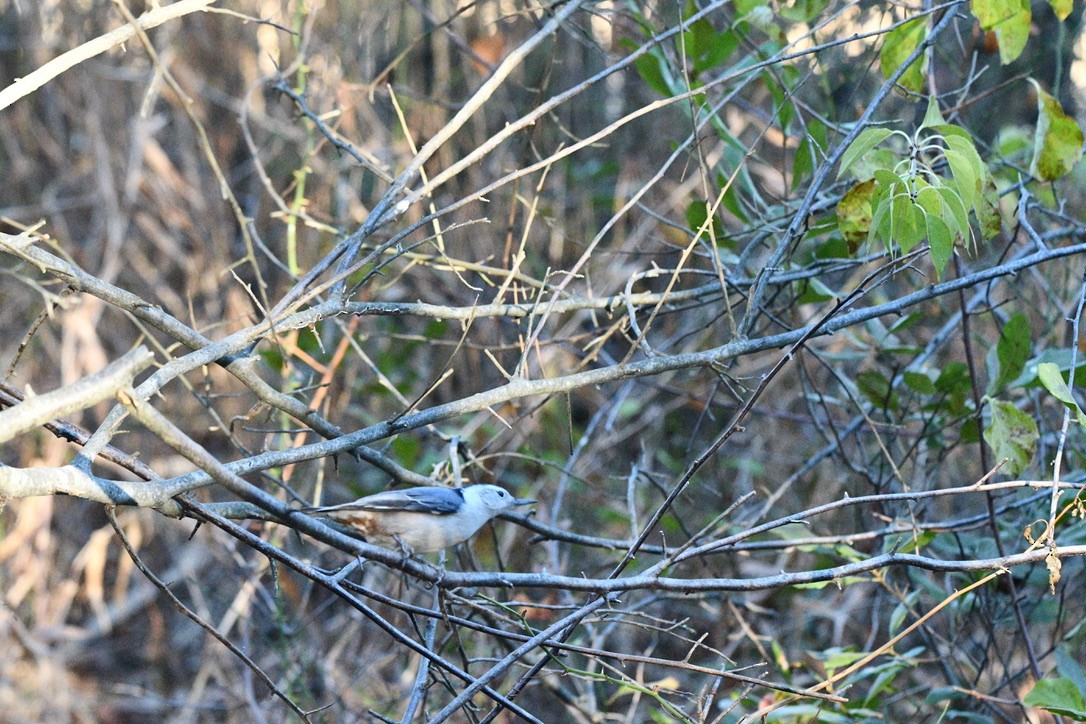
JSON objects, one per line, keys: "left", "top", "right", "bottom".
{"left": 1046, "top": 547, "right": 1062, "bottom": 594}
{"left": 880, "top": 16, "right": 928, "bottom": 92}
{"left": 837, "top": 179, "right": 876, "bottom": 251}
{"left": 971, "top": 0, "right": 1031, "bottom": 64}
{"left": 1029, "top": 80, "right": 1085, "bottom": 181}
{"left": 1049, "top": 0, "right": 1072, "bottom": 21}
{"left": 977, "top": 176, "right": 1002, "bottom": 239}
{"left": 650, "top": 676, "right": 681, "bottom": 691}
{"left": 983, "top": 399, "right": 1038, "bottom": 475}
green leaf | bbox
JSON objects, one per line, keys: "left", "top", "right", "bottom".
{"left": 943, "top": 146, "right": 980, "bottom": 210}
{"left": 888, "top": 311, "right": 924, "bottom": 334}
{"left": 1056, "top": 647, "right": 1086, "bottom": 698}
{"left": 869, "top": 203, "right": 889, "bottom": 248}
{"left": 926, "top": 212, "right": 954, "bottom": 277}
{"left": 735, "top": 0, "right": 766, "bottom": 14}
{"left": 935, "top": 184, "right": 971, "bottom": 240}
{"left": 716, "top": 174, "right": 749, "bottom": 223}
{"left": 971, "top": 0, "right": 1031, "bottom": 64}
{"left": 1037, "top": 362, "right": 1086, "bottom": 426}
{"left": 997, "top": 125, "right": 1033, "bottom": 159}
{"left": 734, "top": 1, "right": 777, "bottom": 35}
{"left": 960, "top": 418, "right": 981, "bottom": 444}
{"left": 889, "top": 592, "right": 913, "bottom": 633}
{"left": 990, "top": 313, "right": 1031, "bottom": 394}
{"left": 885, "top": 530, "right": 937, "bottom": 557}
{"left": 919, "top": 96, "right": 945, "bottom": 130}
{"left": 898, "top": 531, "right": 936, "bottom": 554}
{"left": 865, "top": 662, "right": 914, "bottom": 707}
{"left": 1023, "top": 678, "right": 1086, "bottom": 719}
{"left": 794, "top": 580, "right": 834, "bottom": 590}
{"left": 391, "top": 435, "right": 422, "bottom": 469}
{"left": 838, "top": 128, "right": 895, "bottom": 179}
{"left": 821, "top": 649, "right": 869, "bottom": 670}
{"left": 795, "top": 277, "right": 836, "bottom": 304}
{"left": 815, "top": 236, "right": 851, "bottom": 259}
{"left": 634, "top": 49, "right": 671, "bottom": 97}
{"left": 793, "top": 119, "right": 827, "bottom": 189}
{"left": 260, "top": 346, "right": 284, "bottom": 372}
{"left": 769, "top": 66, "right": 800, "bottom": 132}
{"left": 957, "top": 135, "right": 986, "bottom": 182}
{"left": 936, "top": 361, "right": 970, "bottom": 395}
{"left": 1030, "top": 178, "right": 1059, "bottom": 209}
{"left": 779, "top": 0, "right": 827, "bottom": 22}
{"left": 926, "top": 688, "right": 966, "bottom": 705}
{"left": 698, "top": 31, "right": 738, "bottom": 74}
{"left": 837, "top": 179, "right": 876, "bottom": 251}
{"left": 1029, "top": 80, "right": 1085, "bottom": 181}
{"left": 914, "top": 183, "right": 944, "bottom": 216}
{"left": 893, "top": 200, "right": 925, "bottom": 253}
{"left": 930, "top": 123, "right": 975, "bottom": 143}
{"left": 682, "top": 10, "right": 737, "bottom": 76}
{"left": 983, "top": 399, "right": 1039, "bottom": 475}
{"left": 879, "top": 16, "right": 929, "bottom": 92}
{"left": 873, "top": 167, "right": 904, "bottom": 191}
{"left": 857, "top": 370, "right": 900, "bottom": 411}
{"left": 848, "top": 148, "right": 900, "bottom": 180}
{"left": 686, "top": 199, "right": 724, "bottom": 242}
{"left": 1010, "top": 348, "right": 1086, "bottom": 389}
{"left": 904, "top": 371, "right": 936, "bottom": 394}
{"left": 944, "top": 134, "right": 986, "bottom": 189}
{"left": 423, "top": 318, "right": 448, "bottom": 339}
{"left": 915, "top": 183, "right": 961, "bottom": 242}
{"left": 869, "top": 172, "right": 904, "bottom": 248}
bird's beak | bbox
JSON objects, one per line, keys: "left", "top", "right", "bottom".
{"left": 514, "top": 498, "right": 536, "bottom": 506}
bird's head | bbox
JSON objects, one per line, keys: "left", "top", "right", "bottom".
{"left": 467, "top": 484, "right": 535, "bottom": 516}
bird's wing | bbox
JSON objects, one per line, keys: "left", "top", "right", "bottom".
{"left": 311, "top": 487, "right": 465, "bottom": 515}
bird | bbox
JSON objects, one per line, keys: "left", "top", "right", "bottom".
{"left": 302, "top": 484, "right": 535, "bottom": 554}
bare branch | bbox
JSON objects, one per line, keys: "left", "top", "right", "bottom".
{"left": 0, "top": 346, "right": 153, "bottom": 444}
{"left": 0, "top": 0, "right": 218, "bottom": 111}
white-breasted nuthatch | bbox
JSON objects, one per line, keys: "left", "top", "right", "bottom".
{"left": 304, "top": 484, "right": 535, "bottom": 553}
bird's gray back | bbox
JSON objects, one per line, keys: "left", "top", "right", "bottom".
{"left": 350, "top": 486, "right": 465, "bottom": 515}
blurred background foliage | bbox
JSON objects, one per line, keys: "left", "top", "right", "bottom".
{"left": 1, "top": 0, "right": 1086, "bottom": 721}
